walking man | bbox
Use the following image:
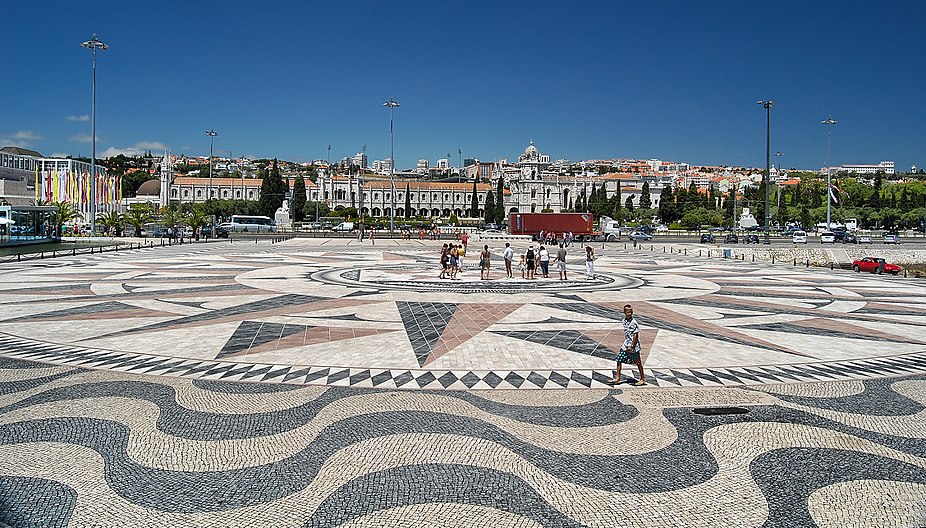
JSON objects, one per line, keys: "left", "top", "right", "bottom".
{"left": 611, "top": 304, "right": 646, "bottom": 386}
{"left": 503, "top": 242, "right": 514, "bottom": 278}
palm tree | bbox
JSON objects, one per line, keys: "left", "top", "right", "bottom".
{"left": 51, "top": 201, "right": 82, "bottom": 237}
{"left": 124, "top": 204, "right": 154, "bottom": 238}
{"left": 98, "top": 211, "right": 124, "bottom": 236}
{"left": 185, "top": 206, "right": 208, "bottom": 240}
{"left": 160, "top": 206, "right": 183, "bottom": 238}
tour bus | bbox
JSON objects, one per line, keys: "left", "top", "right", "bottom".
{"left": 229, "top": 215, "right": 277, "bottom": 233}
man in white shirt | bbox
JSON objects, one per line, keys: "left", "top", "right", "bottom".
{"left": 539, "top": 245, "right": 550, "bottom": 278}
{"left": 503, "top": 242, "right": 514, "bottom": 278}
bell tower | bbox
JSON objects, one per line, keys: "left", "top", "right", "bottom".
{"left": 159, "top": 151, "right": 172, "bottom": 206}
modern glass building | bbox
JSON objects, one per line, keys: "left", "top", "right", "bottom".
{"left": 0, "top": 205, "right": 57, "bottom": 246}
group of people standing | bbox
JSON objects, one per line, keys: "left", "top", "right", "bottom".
{"left": 436, "top": 240, "right": 599, "bottom": 282}
{"left": 537, "top": 230, "right": 577, "bottom": 247}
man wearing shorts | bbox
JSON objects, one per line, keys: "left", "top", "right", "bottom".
{"left": 553, "top": 243, "right": 567, "bottom": 280}
{"left": 610, "top": 304, "right": 646, "bottom": 386}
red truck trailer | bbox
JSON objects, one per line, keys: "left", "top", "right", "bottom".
{"left": 509, "top": 213, "right": 596, "bottom": 240}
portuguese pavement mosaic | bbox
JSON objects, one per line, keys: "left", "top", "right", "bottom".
{"left": 1, "top": 237, "right": 924, "bottom": 526}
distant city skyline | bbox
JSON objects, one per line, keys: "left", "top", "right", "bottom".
{"left": 3, "top": 1, "right": 924, "bottom": 173}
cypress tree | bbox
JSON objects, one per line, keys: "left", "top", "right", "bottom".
{"left": 495, "top": 176, "right": 505, "bottom": 222}
{"left": 259, "top": 159, "right": 288, "bottom": 219}
{"left": 471, "top": 179, "right": 479, "bottom": 218}
{"left": 405, "top": 183, "right": 412, "bottom": 218}
{"left": 658, "top": 186, "right": 675, "bottom": 224}
{"left": 589, "top": 183, "right": 599, "bottom": 215}
{"left": 292, "top": 175, "right": 306, "bottom": 222}
{"left": 484, "top": 191, "right": 496, "bottom": 224}
{"left": 639, "top": 181, "right": 651, "bottom": 209}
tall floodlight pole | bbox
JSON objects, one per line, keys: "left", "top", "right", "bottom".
{"left": 757, "top": 100, "right": 774, "bottom": 244}
{"left": 775, "top": 151, "right": 784, "bottom": 212}
{"left": 320, "top": 145, "right": 330, "bottom": 222}
{"left": 821, "top": 116, "right": 838, "bottom": 230}
{"left": 206, "top": 130, "right": 217, "bottom": 202}
{"left": 384, "top": 98, "right": 400, "bottom": 233}
{"left": 206, "top": 130, "right": 217, "bottom": 235}
{"left": 81, "top": 34, "right": 108, "bottom": 235}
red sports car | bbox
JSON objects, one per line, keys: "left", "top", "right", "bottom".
{"left": 852, "top": 257, "right": 901, "bottom": 275}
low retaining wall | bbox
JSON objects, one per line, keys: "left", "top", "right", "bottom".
{"left": 722, "top": 246, "right": 926, "bottom": 266}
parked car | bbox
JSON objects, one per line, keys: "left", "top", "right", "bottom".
{"left": 153, "top": 227, "right": 169, "bottom": 238}
{"left": 202, "top": 225, "right": 229, "bottom": 238}
{"left": 744, "top": 234, "right": 760, "bottom": 244}
{"left": 724, "top": 233, "right": 739, "bottom": 244}
{"left": 883, "top": 232, "right": 900, "bottom": 244}
{"left": 791, "top": 230, "right": 808, "bottom": 244}
{"left": 820, "top": 231, "right": 836, "bottom": 244}
{"left": 842, "top": 234, "right": 858, "bottom": 244}
{"left": 628, "top": 231, "right": 652, "bottom": 241}
{"left": 852, "top": 257, "right": 901, "bottom": 275}
{"left": 699, "top": 233, "right": 715, "bottom": 244}
{"left": 858, "top": 232, "right": 873, "bottom": 244}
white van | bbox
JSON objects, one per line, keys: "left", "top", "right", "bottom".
{"left": 792, "top": 230, "right": 808, "bottom": 244}
{"left": 331, "top": 221, "right": 354, "bottom": 232}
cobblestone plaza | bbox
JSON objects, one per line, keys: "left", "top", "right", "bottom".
{"left": 1, "top": 237, "right": 925, "bottom": 527}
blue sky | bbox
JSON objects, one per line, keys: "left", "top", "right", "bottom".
{"left": 3, "top": 1, "right": 924, "bottom": 172}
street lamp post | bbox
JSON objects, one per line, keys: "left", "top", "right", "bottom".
{"left": 384, "top": 98, "right": 400, "bottom": 233}
{"left": 775, "top": 151, "right": 784, "bottom": 214}
{"left": 81, "top": 34, "right": 108, "bottom": 236}
{"left": 205, "top": 130, "right": 217, "bottom": 235}
{"left": 757, "top": 100, "right": 774, "bottom": 244}
{"left": 821, "top": 116, "right": 838, "bottom": 230}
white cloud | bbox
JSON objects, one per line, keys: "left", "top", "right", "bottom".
{"left": 1, "top": 130, "right": 42, "bottom": 147}
{"left": 69, "top": 133, "right": 99, "bottom": 144}
{"left": 66, "top": 114, "right": 90, "bottom": 122}
{"left": 14, "top": 131, "right": 42, "bottom": 140}
{"left": 134, "top": 141, "right": 168, "bottom": 151}
{"left": 99, "top": 141, "right": 170, "bottom": 158}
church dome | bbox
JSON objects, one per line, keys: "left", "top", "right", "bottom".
{"left": 519, "top": 142, "right": 540, "bottom": 161}
{"left": 135, "top": 179, "right": 161, "bottom": 196}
